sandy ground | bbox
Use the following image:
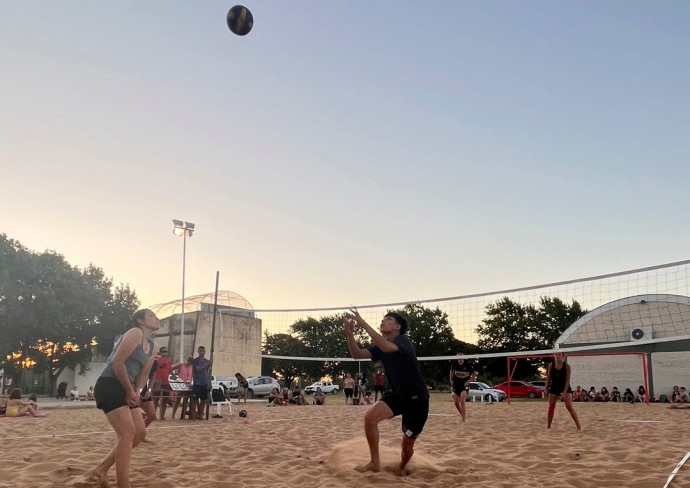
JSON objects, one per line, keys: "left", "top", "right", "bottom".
{"left": 2, "top": 395, "right": 690, "bottom": 487}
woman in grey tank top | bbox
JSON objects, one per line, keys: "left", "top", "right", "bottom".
{"left": 90, "top": 309, "right": 160, "bottom": 488}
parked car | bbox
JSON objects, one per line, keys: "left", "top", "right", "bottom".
{"left": 246, "top": 376, "right": 281, "bottom": 398}
{"left": 495, "top": 381, "right": 544, "bottom": 398}
{"left": 304, "top": 381, "right": 340, "bottom": 394}
{"left": 211, "top": 375, "right": 238, "bottom": 397}
{"left": 467, "top": 382, "right": 506, "bottom": 402}
{"left": 529, "top": 381, "right": 547, "bottom": 390}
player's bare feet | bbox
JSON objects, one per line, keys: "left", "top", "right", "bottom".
{"left": 355, "top": 462, "right": 380, "bottom": 473}
{"left": 90, "top": 468, "right": 110, "bottom": 488}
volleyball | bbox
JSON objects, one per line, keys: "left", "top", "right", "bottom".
{"left": 239, "top": 409, "right": 248, "bottom": 417}
{"left": 226, "top": 5, "right": 253, "bottom": 36}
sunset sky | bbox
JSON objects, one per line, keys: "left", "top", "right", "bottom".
{"left": 2, "top": 1, "right": 689, "bottom": 312}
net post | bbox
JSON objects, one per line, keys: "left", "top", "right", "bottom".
{"left": 506, "top": 357, "right": 511, "bottom": 405}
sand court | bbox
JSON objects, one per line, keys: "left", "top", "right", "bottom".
{"left": 2, "top": 397, "right": 690, "bottom": 487}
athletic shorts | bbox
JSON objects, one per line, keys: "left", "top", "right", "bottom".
{"left": 548, "top": 386, "right": 573, "bottom": 396}
{"left": 95, "top": 376, "right": 136, "bottom": 414}
{"left": 192, "top": 384, "right": 208, "bottom": 401}
{"left": 344, "top": 388, "right": 354, "bottom": 398}
{"left": 374, "top": 385, "right": 384, "bottom": 393}
{"left": 152, "top": 382, "right": 172, "bottom": 396}
{"left": 452, "top": 382, "right": 470, "bottom": 396}
{"left": 380, "top": 391, "right": 429, "bottom": 439}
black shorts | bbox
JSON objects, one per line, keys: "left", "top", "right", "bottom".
{"left": 452, "top": 382, "right": 470, "bottom": 396}
{"left": 95, "top": 376, "right": 136, "bottom": 414}
{"left": 374, "top": 385, "right": 384, "bottom": 393}
{"left": 344, "top": 388, "right": 354, "bottom": 398}
{"left": 192, "top": 384, "right": 208, "bottom": 401}
{"left": 548, "top": 386, "right": 573, "bottom": 396}
{"left": 152, "top": 383, "right": 172, "bottom": 396}
{"left": 380, "top": 391, "right": 429, "bottom": 439}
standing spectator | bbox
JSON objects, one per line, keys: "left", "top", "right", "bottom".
{"left": 152, "top": 346, "right": 173, "bottom": 420}
{"left": 450, "top": 352, "right": 477, "bottom": 422}
{"left": 374, "top": 369, "right": 385, "bottom": 402}
{"left": 356, "top": 373, "right": 368, "bottom": 405}
{"left": 344, "top": 308, "right": 429, "bottom": 475}
{"left": 343, "top": 373, "right": 355, "bottom": 405}
{"left": 192, "top": 346, "right": 212, "bottom": 420}
{"left": 610, "top": 386, "right": 621, "bottom": 402}
{"left": 235, "top": 372, "right": 249, "bottom": 404}
{"left": 170, "top": 355, "right": 194, "bottom": 419}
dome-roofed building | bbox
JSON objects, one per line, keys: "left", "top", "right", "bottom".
{"left": 555, "top": 294, "right": 690, "bottom": 401}
{"left": 146, "top": 290, "right": 262, "bottom": 384}
{"left": 149, "top": 290, "right": 254, "bottom": 318}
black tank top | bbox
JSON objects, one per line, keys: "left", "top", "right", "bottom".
{"left": 549, "top": 361, "right": 568, "bottom": 394}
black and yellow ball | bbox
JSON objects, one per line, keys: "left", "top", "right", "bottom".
{"left": 226, "top": 5, "right": 253, "bottom": 36}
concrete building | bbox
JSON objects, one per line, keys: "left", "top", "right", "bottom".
{"left": 55, "top": 290, "right": 261, "bottom": 396}
{"left": 556, "top": 294, "right": 690, "bottom": 399}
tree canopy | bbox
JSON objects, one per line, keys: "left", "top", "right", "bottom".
{"left": 476, "top": 296, "right": 587, "bottom": 378}
{"left": 0, "top": 234, "right": 139, "bottom": 393}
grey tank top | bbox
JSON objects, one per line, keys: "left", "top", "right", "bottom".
{"left": 101, "top": 331, "right": 155, "bottom": 386}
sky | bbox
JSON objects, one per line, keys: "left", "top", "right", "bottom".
{"left": 2, "top": 1, "right": 689, "bottom": 313}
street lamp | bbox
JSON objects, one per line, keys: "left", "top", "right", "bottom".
{"left": 172, "top": 219, "right": 195, "bottom": 364}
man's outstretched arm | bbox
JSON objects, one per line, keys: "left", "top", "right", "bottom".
{"left": 343, "top": 315, "right": 372, "bottom": 359}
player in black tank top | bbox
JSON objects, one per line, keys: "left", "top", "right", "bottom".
{"left": 450, "top": 353, "right": 477, "bottom": 422}
{"left": 545, "top": 352, "right": 581, "bottom": 431}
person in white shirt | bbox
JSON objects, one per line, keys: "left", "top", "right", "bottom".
{"left": 70, "top": 386, "right": 80, "bottom": 401}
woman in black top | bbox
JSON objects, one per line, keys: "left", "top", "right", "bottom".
{"left": 545, "top": 352, "right": 581, "bottom": 431}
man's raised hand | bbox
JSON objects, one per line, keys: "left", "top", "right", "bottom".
{"left": 343, "top": 314, "right": 355, "bottom": 335}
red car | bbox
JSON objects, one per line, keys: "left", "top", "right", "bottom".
{"left": 494, "top": 381, "right": 543, "bottom": 399}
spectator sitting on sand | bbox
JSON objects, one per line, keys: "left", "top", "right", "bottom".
{"left": 6, "top": 388, "right": 45, "bottom": 417}
{"left": 623, "top": 388, "right": 635, "bottom": 403}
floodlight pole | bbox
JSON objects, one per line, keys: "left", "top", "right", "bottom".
{"left": 173, "top": 220, "right": 195, "bottom": 364}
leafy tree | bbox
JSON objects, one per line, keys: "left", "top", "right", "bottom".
{"left": 290, "top": 315, "right": 351, "bottom": 381}
{"left": 0, "top": 234, "right": 139, "bottom": 394}
{"left": 389, "top": 304, "right": 479, "bottom": 387}
{"left": 262, "top": 332, "right": 310, "bottom": 387}
{"left": 476, "top": 296, "right": 587, "bottom": 379}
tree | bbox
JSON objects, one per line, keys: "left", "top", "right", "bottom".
{"left": 390, "top": 304, "right": 478, "bottom": 386}
{"left": 290, "top": 315, "right": 351, "bottom": 381}
{"left": 0, "top": 234, "right": 139, "bottom": 394}
{"left": 262, "top": 332, "right": 310, "bottom": 388}
{"left": 475, "top": 296, "right": 587, "bottom": 379}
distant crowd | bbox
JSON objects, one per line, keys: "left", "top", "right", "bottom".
{"left": 572, "top": 384, "right": 690, "bottom": 403}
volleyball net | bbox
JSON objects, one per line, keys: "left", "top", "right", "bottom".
{"left": 255, "top": 259, "right": 690, "bottom": 357}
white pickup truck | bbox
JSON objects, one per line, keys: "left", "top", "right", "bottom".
{"left": 304, "top": 381, "right": 340, "bottom": 394}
